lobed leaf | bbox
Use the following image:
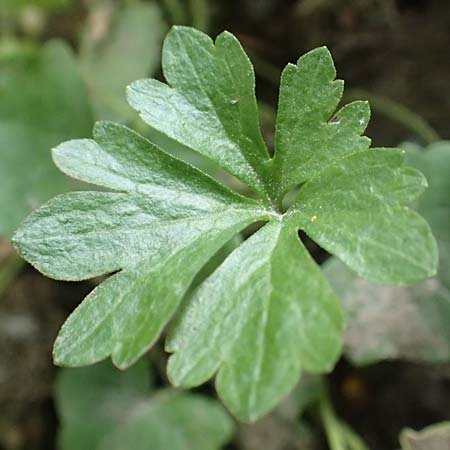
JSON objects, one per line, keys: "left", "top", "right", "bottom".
{"left": 14, "top": 122, "right": 264, "bottom": 281}
{"left": 324, "top": 141, "right": 450, "bottom": 365}
{"left": 12, "top": 27, "right": 439, "bottom": 423}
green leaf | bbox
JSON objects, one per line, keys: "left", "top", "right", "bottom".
{"left": 127, "top": 26, "right": 271, "bottom": 199}
{"left": 13, "top": 27, "right": 437, "bottom": 422}
{"left": 80, "top": 1, "right": 166, "bottom": 121}
{"left": 57, "top": 361, "right": 234, "bottom": 450}
{"left": 0, "top": 40, "right": 93, "bottom": 237}
{"left": 400, "top": 422, "right": 450, "bottom": 450}
{"left": 272, "top": 47, "right": 371, "bottom": 199}
{"left": 167, "top": 217, "right": 343, "bottom": 421}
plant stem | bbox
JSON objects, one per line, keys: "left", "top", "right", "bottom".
{"left": 319, "top": 389, "right": 347, "bottom": 450}
{"left": 318, "top": 384, "right": 372, "bottom": 450}
{"left": 341, "top": 422, "right": 371, "bottom": 450}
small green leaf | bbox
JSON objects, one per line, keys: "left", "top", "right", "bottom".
{"left": 80, "top": 1, "right": 166, "bottom": 121}
{"left": 57, "top": 361, "right": 234, "bottom": 450}
{"left": 0, "top": 40, "right": 93, "bottom": 237}
{"left": 167, "top": 216, "right": 343, "bottom": 421}
{"left": 400, "top": 422, "right": 450, "bottom": 450}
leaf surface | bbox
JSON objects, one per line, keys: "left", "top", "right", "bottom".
{"left": 167, "top": 216, "right": 343, "bottom": 421}
{"left": 14, "top": 122, "right": 264, "bottom": 281}
{"left": 292, "top": 149, "right": 436, "bottom": 285}
{"left": 272, "top": 47, "right": 371, "bottom": 198}
{"left": 127, "top": 26, "right": 270, "bottom": 198}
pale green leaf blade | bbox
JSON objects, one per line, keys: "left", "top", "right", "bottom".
{"left": 400, "top": 422, "right": 450, "bottom": 450}
{"left": 293, "top": 149, "right": 437, "bottom": 285}
{"left": 324, "top": 257, "right": 450, "bottom": 365}
{"left": 57, "top": 361, "right": 234, "bottom": 450}
{"left": 405, "top": 142, "right": 450, "bottom": 288}
{"left": 273, "top": 47, "right": 370, "bottom": 197}
{"left": 0, "top": 40, "right": 92, "bottom": 236}
{"left": 80, "top": 1, "right": 166, "bottom": 121}
{"left": 167, "top": 217, "right": 343, "bottom": 422}
{"left": 52, "top": 121, "right": 253, "bottom": 209}
{"left": 52, "top": 209, "right": 261, "bottom": 368}
{"left": 127, "top": 26, "right": 270, "bottom": 197}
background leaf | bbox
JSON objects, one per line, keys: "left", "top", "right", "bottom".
{"left": 80, "top": 0, "right": 166, "bottom": 121}
{"left": 324, "top": 258, "right": 450, "bottom": 365}
{"left": 405, "top": 141, "right": 450, "bottom": 288}
{"left": 400, "top": 422, "right": 450, "bottom": 450}
{"left": 57, "top": 360, "right": 234, "bottom": 450}
{"left": 0, "top": 40, "right": 93, "bottom": 237}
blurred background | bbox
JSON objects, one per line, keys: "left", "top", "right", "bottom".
{"left": 0, "top": 1, "right": 449, "bottom": 449}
